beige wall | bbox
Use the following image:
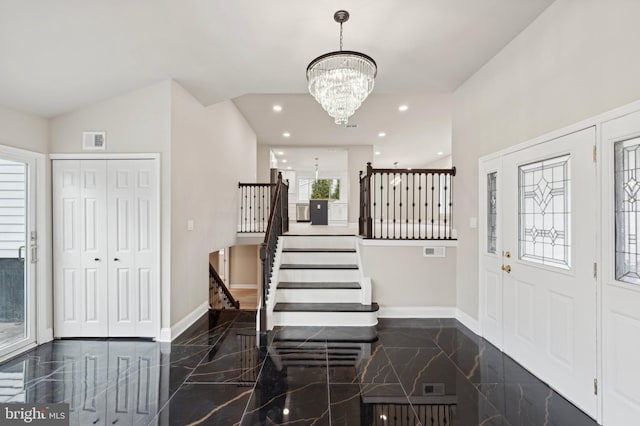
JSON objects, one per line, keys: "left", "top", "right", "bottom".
{"left": 49, "top": 80, "right": 173, "bottom": 329}
{"left": 229, "top": 244, "right": 258, "bottom": 287}
{"left": 360, "top": 245, "right": 456, "bottom": 308}
{"left": 452, "top": 0, "right": 640, "bottom": 319}
{"left": 347, "top": 146, "right": 373, "bottom": 224}
{"left": 257, "top": 145, "right": 271, "bottom": 182}
{"left": 424, "top": 155, "right": 452, "bottom": 169}
{"left": 170, "top": 82, "right": 257, "bottom": 325}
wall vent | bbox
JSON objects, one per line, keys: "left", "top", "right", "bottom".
{"left": 423, "top": 383, "right": 446, "bottom": 395}
{"left": 423, "top": 246, "right": 446, "bottom": 257}
{"left": 82, "top": 131, "right": 106, "bottom": 150}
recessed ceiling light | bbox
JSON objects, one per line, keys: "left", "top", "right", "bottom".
{"left": 437, "top": 151, "right": 444, "bottom": 156}
{"left": 283, "top": 132, "right": 291, "bottom": 138}
{"left": 287, "top": 166, "right": 292, "bottom": 170}
{"left": 276, "top": 151, "right": 284, "bottom": 155}
{"left": 407, "top": 167, "right": 412, "bottom": 170}
{"left": 378, "top": 132, "right": 386, "bottom": 138}
{"left": 375, "top": 151, "right": 381, "bottom": 156}
{"left": 282, "top": 159, "right": 288, "bottom": 163}
{"left": 398, "top": 105, "right": 409, "bottom": 112}
{"left": 273, "top": 105, "right": 282, "bottom": 112}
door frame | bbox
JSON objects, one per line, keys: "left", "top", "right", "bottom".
{"left": 50, "top": 153, "right": 162, "bottom": 340}
{"left": 476, "top": 101, "right": 640, "bottom": 424}
{"left": 0, "top": 143, "right": 48, "bottom": 362}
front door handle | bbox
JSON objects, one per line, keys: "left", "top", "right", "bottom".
{"left": 501, "top": 264, "right": 511, "bottom": 273}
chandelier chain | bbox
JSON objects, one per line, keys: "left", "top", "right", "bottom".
{"left": 339, "top": 22, "right": 343, "bottom": 51}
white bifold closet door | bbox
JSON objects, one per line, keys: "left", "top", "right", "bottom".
{"left": 53, "top": 159, "right": 158, "bottom": 338}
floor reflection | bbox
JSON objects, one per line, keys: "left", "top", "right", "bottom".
{"left": 0, "top": 311, "right": 597, "bottom": 425}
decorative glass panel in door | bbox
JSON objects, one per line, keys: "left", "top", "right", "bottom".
{"left": 487, "top": 172, "right": 497, "bottom": 253}
{"left": 614, "top": 137, "right": 640, "bottom": 284}
{"left": 0, "top": 158, "right": 29, "bottom": 355}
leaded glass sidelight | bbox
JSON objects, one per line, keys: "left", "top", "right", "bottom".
{"left": 518, "top": 155, "right": 571, "bottom": 269}
{"left": 615, "top": 138, "right": 640, "bottom": 284}
{"left": 487, "top": 172, "right": 497, "bottom": 253}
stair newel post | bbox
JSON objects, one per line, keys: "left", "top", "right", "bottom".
{"left": 283, "top": 179, "right": 289, "bottom": 233}
{"left": 359, "top": 170, "right": 364, "bottom": 236}
{"left": 365, "top": 162, "right": 373, "bottom": 239}
{"left": 258, "top": 242, "right": 268, "bottom": 336}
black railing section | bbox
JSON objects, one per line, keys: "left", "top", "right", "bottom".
{"left": 258, "top": 172, "right": 289, "bottom": 332}
{"left": 209, "top": 263, "right": 240, "bottom": 309}
{"left": 359, "top": 162, "right": 456, "bottom": 240}
{"left": 238, "top": 182, "right": 275, "bottom": 233}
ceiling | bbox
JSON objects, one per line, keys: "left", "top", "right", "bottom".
{"left": 0, "top": 0, "right": 554, "bottom": 166}
{"left": 271, "top": 147, "right": 348, "bottom": 174}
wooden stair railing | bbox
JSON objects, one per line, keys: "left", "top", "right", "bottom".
{"left": 209, "top": 263, "right": 240, "bottom": 309}
{"left": 258, "top": 172, "right": 289, "bottom": 333}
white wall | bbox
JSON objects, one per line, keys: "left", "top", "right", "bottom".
{"left": 170, "top": 82, "right": 256, "bottom": 325}
{"left": 452, "top": 0, "right": 640, "bottom": 319}
{"left": 359, "top": 244, "right": 456, "bottom": 311}
{"left": 50, "top": 80, "right": 173, "bottom": 330}
{"left": 424, "top": 155, "right": 452, "bottom": 169}
{"left": 257, "top": 145, "right": 271, "bottom": 182}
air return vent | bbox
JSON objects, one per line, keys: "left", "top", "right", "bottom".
{"left": 82, "top": 131, "right": 106, "bottom": 150}
{"left": 423, "top": 383, "right": 445, "bottom": 395}
{"left": 423, "top": 246, "right": 445, "bottom": 257}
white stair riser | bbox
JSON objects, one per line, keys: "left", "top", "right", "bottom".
{"left": 283, "top": 236, "right": 355, "bottom": 249}
{"left": 281, "top": 252, "right": 357, "bottom": 265}
{"left": 278, "top": 269, "right": 360, "bottom": 282}
{"left": 272, "top": 311, "right": 378, "bottom": 327}
{"left": 276, "top": 289, "right": 362, "bottom": 303}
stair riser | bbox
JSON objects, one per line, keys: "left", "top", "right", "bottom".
{"left": 281, "top": 252, "right": 357, "bottom": 265}
{"left": 272, "top": 311, "right": 378, "bottom": 327}
{"left": 276, "top": 289, "right": 362, "bottom": 304}
{"left": 278, "top": 269, "right": 360, "bottom": 282}
{"left": 283, "top": 236, "right": 355, "bottom": 249}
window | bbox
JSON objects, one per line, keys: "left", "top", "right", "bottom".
{"left": 487, "top": 172, "right": 497, "bottom": 254}
{"left": 297, "top": 178, "right": 340, "bottom": 202}
{"left": 518, "top": 154, "right": 571, "bottom": 269}
{"left": 615, "top": 138, "right": 640, "bottom": 284}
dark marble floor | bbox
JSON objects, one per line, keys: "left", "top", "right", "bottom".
{"left": 0, "top": 310, "right": 597, "bottom": 425}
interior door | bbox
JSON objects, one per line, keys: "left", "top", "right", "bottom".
{"left": 479, "top": 156, "right": 503, "bottom": 349}
{"left": 0, "top": 152, "right": 36, "bottom": 359}
{"left": 501, "top": 127, "right": 598, "bottom": 417}
{"left": 601, "top": 111, "right": 640, "bottom": 425}
{"left": 107, "top": 160, "right": 158, "bottom": 337}
{"left": 53, "top": 160, "right": 109, "bottom": 337}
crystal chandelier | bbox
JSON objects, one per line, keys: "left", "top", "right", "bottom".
{"left": 306, "top": 10, "right": 377, "bottom": 125}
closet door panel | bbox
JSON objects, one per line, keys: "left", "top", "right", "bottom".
{"left": 107, "top": 160, "right": 157, "bottom": 337}
{"left": 53, "top": 160, "right": 108, "bottom": 337}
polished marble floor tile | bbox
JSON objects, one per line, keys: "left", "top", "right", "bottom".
{"left": 0, "top": 310, "right": 598, "bottom": 426}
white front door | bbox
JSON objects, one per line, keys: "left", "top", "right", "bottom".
{"left": 601, "top": 111, "right": 640, "bottom": 425}
{"left": 501, "top": 127, "right": 598, "bottom": 417}
{"left": 107, "top": 160, "right": 158, "bottom": 337}
{"left": 479, "top": 157, "right": 503, "bottom": 349}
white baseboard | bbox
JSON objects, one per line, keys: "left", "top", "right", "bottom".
{"left": 456, "top": 308, "right": 480, "bottom": 335}
{"left": 230, "top": 283, "right": 257, "bottom": 289}
{"left": 39, "top": 328, "right": 54, "bottom": 344}
{"left": 158, "top": 328, "right": 172, "bottom": 342}
{"left": 377, "top": 306, "right": 457, "bottom": 318}
{"left": 170, "top": 301, "right": 209, "bottom": 341}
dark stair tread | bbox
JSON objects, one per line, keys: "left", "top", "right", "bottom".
{"left": 280, "top": 264, "right": 358, "bottom": 270}
{"left": 277, "top": 281, "right": 361, "bottom": 289}
{"left": 274, "top": 303, "right": 379, "bottom": 313}
{"left": 283, "top": 248, "right": 356, "bottom": 253}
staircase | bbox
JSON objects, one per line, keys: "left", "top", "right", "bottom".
{"left": 269, "top": 234, "right": 379, "bottom": 327}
